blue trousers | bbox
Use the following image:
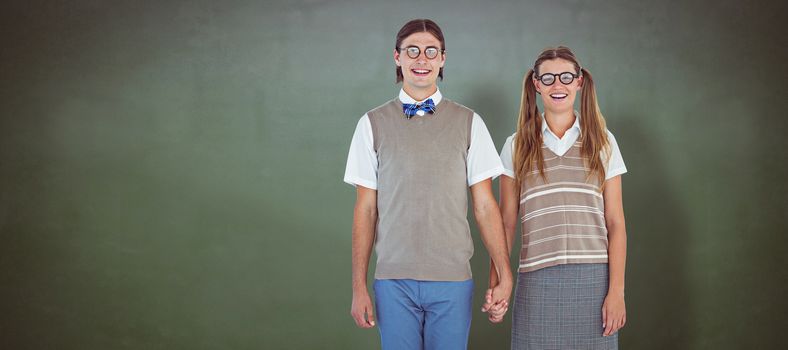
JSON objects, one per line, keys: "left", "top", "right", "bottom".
{"left": 373, "top": 279, "right": 474, "bottom": 350}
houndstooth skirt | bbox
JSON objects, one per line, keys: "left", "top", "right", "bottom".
{"left": 511, "top": 263, "right": 618, "bottom": 350}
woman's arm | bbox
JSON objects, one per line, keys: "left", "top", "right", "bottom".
{"left": 602, "top": 175, "right": 627, "bottom": 336}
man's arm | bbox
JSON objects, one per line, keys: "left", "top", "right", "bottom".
{"left": 488, "top": 175, "right": 519, "bottom": 288}
{"left": 470, "top": 179, "right": 513, "bottom": 312}
{"left": 484, "top": 174, "right": 519, "bottom": 322}
{"left": 350, "top": 186, "right": 377, "bottom": 328}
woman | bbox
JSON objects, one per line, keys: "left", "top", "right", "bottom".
{"left": 486, "top": 46, "right": 628, "bottom": 349}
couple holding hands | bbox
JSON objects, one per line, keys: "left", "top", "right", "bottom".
{"left": 344, "top": 19, "right": 628, "bottom": 350}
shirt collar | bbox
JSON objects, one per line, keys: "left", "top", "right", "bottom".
{"left": 541, "top": 111, "right": 581, "bottom": 135}
{"left": 399, "top": 88, "right": 442, "bottom": 105}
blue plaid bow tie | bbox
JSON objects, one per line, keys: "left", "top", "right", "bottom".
{"left": 402, "top": 99, "right": 436, "bottom": 118}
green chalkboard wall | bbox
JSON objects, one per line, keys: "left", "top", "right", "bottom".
{"left": 1, "top": 0, "right": 786, "bottom": 349}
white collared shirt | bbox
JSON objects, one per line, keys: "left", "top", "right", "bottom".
{"left": 344, "top": 88, "right": 504, "bottom": 189}
{"left": 500, "top": 113, "right": 627, "bottom": 180}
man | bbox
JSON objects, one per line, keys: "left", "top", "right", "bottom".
{"left": 344, "top": 19, "right": 512, "bottom": 349}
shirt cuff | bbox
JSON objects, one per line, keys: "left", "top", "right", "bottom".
{"left": 605, "top": 167, "right": 627, "bottom": 180}
{"left": 500, "top": 168, "right": 516, "bottom": 179}
{"left": 469, "top": 166, "right": 505, "bottom": 186}
{"left": 343, "top": 176, "right": 377, "bottom": 190}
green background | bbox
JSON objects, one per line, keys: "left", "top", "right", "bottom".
{"left": 1, "top": 0, "right": 786, "bottom": 349}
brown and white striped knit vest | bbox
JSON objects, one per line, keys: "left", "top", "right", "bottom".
{"left": 518, "top": 140, "right": 608, "bottom": 273}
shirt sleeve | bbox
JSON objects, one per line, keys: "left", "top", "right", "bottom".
{"left": 603, "top": 130, "right": 627, "bottom": 180}
{"left": 467, "top": 113, "right": 505, "bottom": 186}
{"left": 499, "top": 133, "right": 516, "bottom": 179}
{"left": 343, "top": 114, "right": 378, "bottom": 189}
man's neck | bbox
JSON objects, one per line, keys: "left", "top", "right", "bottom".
{"left": 544, "top": 109, "right": 575, "bottom": 139}
{"left": 402, "top": 84, "right": 437, "bottom": 102}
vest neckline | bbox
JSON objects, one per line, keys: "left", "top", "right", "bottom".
{"left": 542, "top": 141, "right": 581, "bottom": 158}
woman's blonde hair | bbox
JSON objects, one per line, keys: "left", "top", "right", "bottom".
{"left": 513, "top": 46, "right": 610, "bottom": 189}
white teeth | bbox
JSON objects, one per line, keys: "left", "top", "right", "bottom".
{"left": 413, "top": 69, "right": 430, "bottom": 74}
{"left": 550, "top": 93, "right": 567, "bottom": 98}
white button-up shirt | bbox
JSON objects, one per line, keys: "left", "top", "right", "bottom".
{"left": 500, "top": 113, "right": 627, "bottom": 180}
{"left": 344, "top": 88, "right": 504, "bottom": 189}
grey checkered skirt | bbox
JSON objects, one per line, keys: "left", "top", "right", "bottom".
{"left": 511, "top": 263, "right": 618, "bottom": 350}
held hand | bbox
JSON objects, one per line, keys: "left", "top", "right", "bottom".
{"left": 486, "top": 299, "right": 508, "bottom": 323}
{"left": 481, "top": 288, "right": 509, "bottom": 323}
{"left": 602, "top": 292, "right": 626, "bottom": 336}
{"left": 351, "top": 290, "right": 376, "bottom": 328}
{"left": 489, "top": 277, "right": 513, "bottom": 306}
{"left": 488, "top": 303, "right": 508, "bottom": 323}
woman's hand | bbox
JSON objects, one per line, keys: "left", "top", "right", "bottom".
{"left": 481, "top": 288, "right": 509, "bottom": 323}
{"left": 602, "top": 291, "right": 626, "bottom": 336}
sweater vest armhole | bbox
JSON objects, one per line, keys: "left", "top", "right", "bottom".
{"left": 465, "top": 111, "right": 473, "bottom": 151}
{"left": 367, "top": 99, "right": 400, "bottom": 153}
{"left": 368, "top": 112, "right": 380, "bottom": 153}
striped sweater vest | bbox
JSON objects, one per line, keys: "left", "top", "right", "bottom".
{"left": 518, "top": 140, "right": 609, "bottom": 273}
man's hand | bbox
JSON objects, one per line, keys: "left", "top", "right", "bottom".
{"left": 482, "top": 276, "right": 512, "bottom": 323}
{"left": 490, "top": 277, "right": 512, "bottom": 305}
{"left": 350, "top": 186, "right": 377, "bottom": 329}
{"left": 481, "top": 288, "right": 509, "bottom": 323}
{"left": 470, "top": 178, "right": 514, "bottom": 324}
{"left": 351, "top": 290, "right": 376, "bottom": 328}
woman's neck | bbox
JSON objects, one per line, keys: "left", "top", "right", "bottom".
{"left": 544, "top": 109, "right": 575, "bottom": 139}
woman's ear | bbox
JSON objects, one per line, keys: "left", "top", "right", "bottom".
{"left": 534, "top": 78, "right": 542, "bottom": 95}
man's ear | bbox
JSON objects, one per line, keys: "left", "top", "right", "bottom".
{"left": 394, "top": 49, "right": 401, "bottom": 67}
